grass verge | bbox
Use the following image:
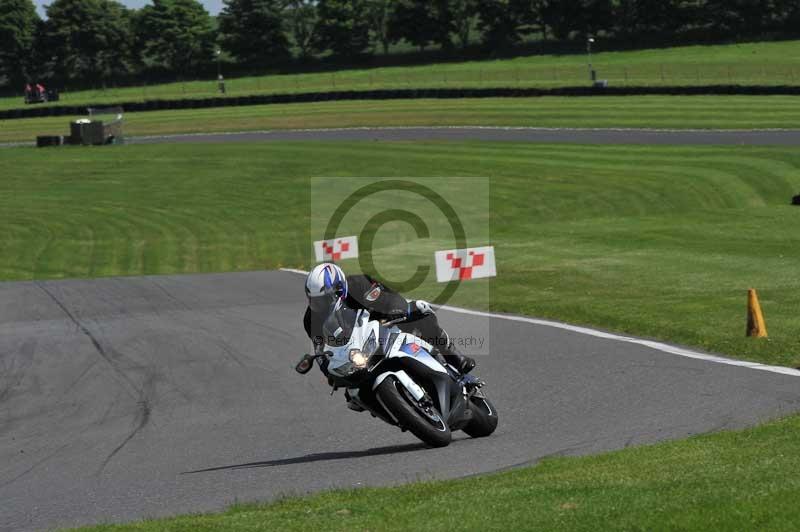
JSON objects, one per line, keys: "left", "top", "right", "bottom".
{"left": 76, "top": 412, "right": 800, "bottom": 531}
{"left": 3, "top": 40, "right": 799, "bottom": 110}
{"left": 3, "top": 95, "right": 800, "bottom": 144}
{"left": 1, "top": 141, "right": 799, "bottom": 367}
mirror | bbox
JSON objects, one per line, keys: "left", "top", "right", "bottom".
{"left": 295, "top": 354, "right": 314, "bottom": 374}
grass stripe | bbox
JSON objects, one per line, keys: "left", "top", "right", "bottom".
{"left": 3, "top": 96, "right": 800, "bottom": 144}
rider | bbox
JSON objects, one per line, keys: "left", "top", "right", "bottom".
{"left": 303, "top": 263, "right": 476, "bottom": 375}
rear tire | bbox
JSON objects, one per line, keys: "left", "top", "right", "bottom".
{"left": 463, "top": 396, "right": 498, "bottom": 438}
{"left": 376, "top": 376, "right": 451, "bottom": 448}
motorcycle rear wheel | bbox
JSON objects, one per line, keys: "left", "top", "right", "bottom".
{"left": 376, "top": 376, "right": 451, "bottom": 448}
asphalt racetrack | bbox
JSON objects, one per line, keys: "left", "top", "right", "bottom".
{"left": 4, "top": 127, "right": 800, "bottom": 149}
{"left": 2, "top": 270, "right": 799, "bottom": 531}
{"left": 128, "top": 126, "right": 800, "bottom": 146}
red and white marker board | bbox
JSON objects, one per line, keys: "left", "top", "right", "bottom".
{"left": 314, "top": 236, "right": 359, "bottom": 262}
{"left": 435, "top": 246, "right": 496, "bottom": 282}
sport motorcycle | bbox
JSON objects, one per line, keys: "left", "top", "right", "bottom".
{"left": 296, "top": 302, "right": 498, "bottom": 447}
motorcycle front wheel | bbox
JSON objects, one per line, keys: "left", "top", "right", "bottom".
{"left": 463, "top": 395, "right": 499, "bottom": 438}
{"left": 376, "top": 376, "right": 451, "bottom": 448}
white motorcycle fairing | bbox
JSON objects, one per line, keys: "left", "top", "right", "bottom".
{"left": 325, "top": 310, "right": 380, "bottom": 379}
{"left": 372, "top": 331, "right": 450, "bottom": 390}
{"left": 317, "top": 304, "right": 486, "bottom": 440}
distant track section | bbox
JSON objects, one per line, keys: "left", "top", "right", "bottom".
{"left": 3, "top": 84, "right": 800, "bottom": 120}
{"left": 5, "top": 126, "right": 800, "bottom": 149}
{"left": 128, "top": 126, "right": 800, "bottom": 146}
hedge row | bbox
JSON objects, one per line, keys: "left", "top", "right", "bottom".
{"left": 2, "top": 85, "right": 799, "bottom": 120}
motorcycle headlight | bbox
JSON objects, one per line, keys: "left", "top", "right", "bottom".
{"left": 348, "top": 331, "right": 379, "bottom": 369}
{"left": 349, "top": 349, "right": 369, "bottom": 368}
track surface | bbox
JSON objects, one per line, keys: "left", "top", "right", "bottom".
{"left": 128, "top": 126, "right": 800, "bottom": 146}
{"left": 1, "top": 271, "right": 799, "bottom": 531}
{"left": 5, "top": 127, "right": 800, "bottom": 149}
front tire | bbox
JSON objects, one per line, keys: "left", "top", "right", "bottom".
{"left": 463, "top": 395, "right": 498, "bottom": 438}
{"left": 375, "top": 376, "right": 451, "bottom": 448}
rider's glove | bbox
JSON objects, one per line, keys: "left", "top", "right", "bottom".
{"left": 414, "top": 300, "right": 435, "bottom": 315}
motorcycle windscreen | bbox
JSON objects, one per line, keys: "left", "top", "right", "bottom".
{"left": 322, "top": 304, "right": 358, "bottom": 347}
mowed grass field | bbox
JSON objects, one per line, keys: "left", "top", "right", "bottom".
{"left": 2, "top": 40, "right": 799, "bottom": 110}
{"left": 3, "top": 95, "right": 800, "bottom": 144}
{"left": 1, "top": 141, "right": 799, "bottom": 368}
{"left": 77, "top": 413, "right": 800, "bottom": 531}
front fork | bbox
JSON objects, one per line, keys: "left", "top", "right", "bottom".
{"left": 345, "top": 387, "right": 398, "bottom": 426}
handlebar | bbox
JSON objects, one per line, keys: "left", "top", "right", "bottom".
{"left": 382, "top": 316, "right": 408, "bottom": 327}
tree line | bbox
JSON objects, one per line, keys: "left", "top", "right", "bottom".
{"left": 1, "top": 0, "right": 799, "bottom": 90}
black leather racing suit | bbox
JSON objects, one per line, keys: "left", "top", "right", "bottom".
{"left": 303, "top": 274, "right": 472, "bottom": 372}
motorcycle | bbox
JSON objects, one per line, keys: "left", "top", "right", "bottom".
{"left": 295, "top": 301, "right": 498, "bottom": 447}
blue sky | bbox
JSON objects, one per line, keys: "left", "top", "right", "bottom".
{"left": 34, "top": 0, "right": 225, "bottom": 17}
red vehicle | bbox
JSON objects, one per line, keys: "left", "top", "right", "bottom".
{"left": 24, "top": 82, "right": 59, "bottom": 104}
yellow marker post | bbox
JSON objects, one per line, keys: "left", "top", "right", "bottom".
{"left": 746, "top": 289, "right": 768, "bottom": 338}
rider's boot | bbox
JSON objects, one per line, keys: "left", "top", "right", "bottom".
{"left": 439, "top": 341, "right": 476, "bottom": 375}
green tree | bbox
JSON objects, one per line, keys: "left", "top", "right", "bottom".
{"left": 0, "top": 0, "right": 39, "bottom": 88}
{"left": 782, "top": 0, "right": 800, "bottom": 34}
{"left": 136, "top": 0, "right": 215, "bottom": 76}
{"left": 613, "top": 0, "right": 692, "bottom": 38}
{"left": 42, "top": 0, "right": 133, "bottom": 86}
{"left": 389, "top": 0, "right": 440, "bottom": 51}
{"left": 218, "top": 0, "right": 289, "bottom": 68}
{"left": 546, "top": 0, "right": 612, "bottom": 40}
{"left": 314, "top": 0, "right": 371, "bottom": 57}
{"left": 451, "top": 0, "right": 478, "bottom": 48}
{"left": 702, "top": 0, "right": 777, "bottom": 37}
{"left": 286, "top": 0, "right": 318, "bottom": 59}
{"left": 476, "top": 0, "right": 529, "bottom": 49}
{"left": 366, "top": 0, "right": 391, "bottom": 54}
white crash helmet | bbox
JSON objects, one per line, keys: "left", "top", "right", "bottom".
{"left": 305, "top": 263, "right": 348, "bottom": 313}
